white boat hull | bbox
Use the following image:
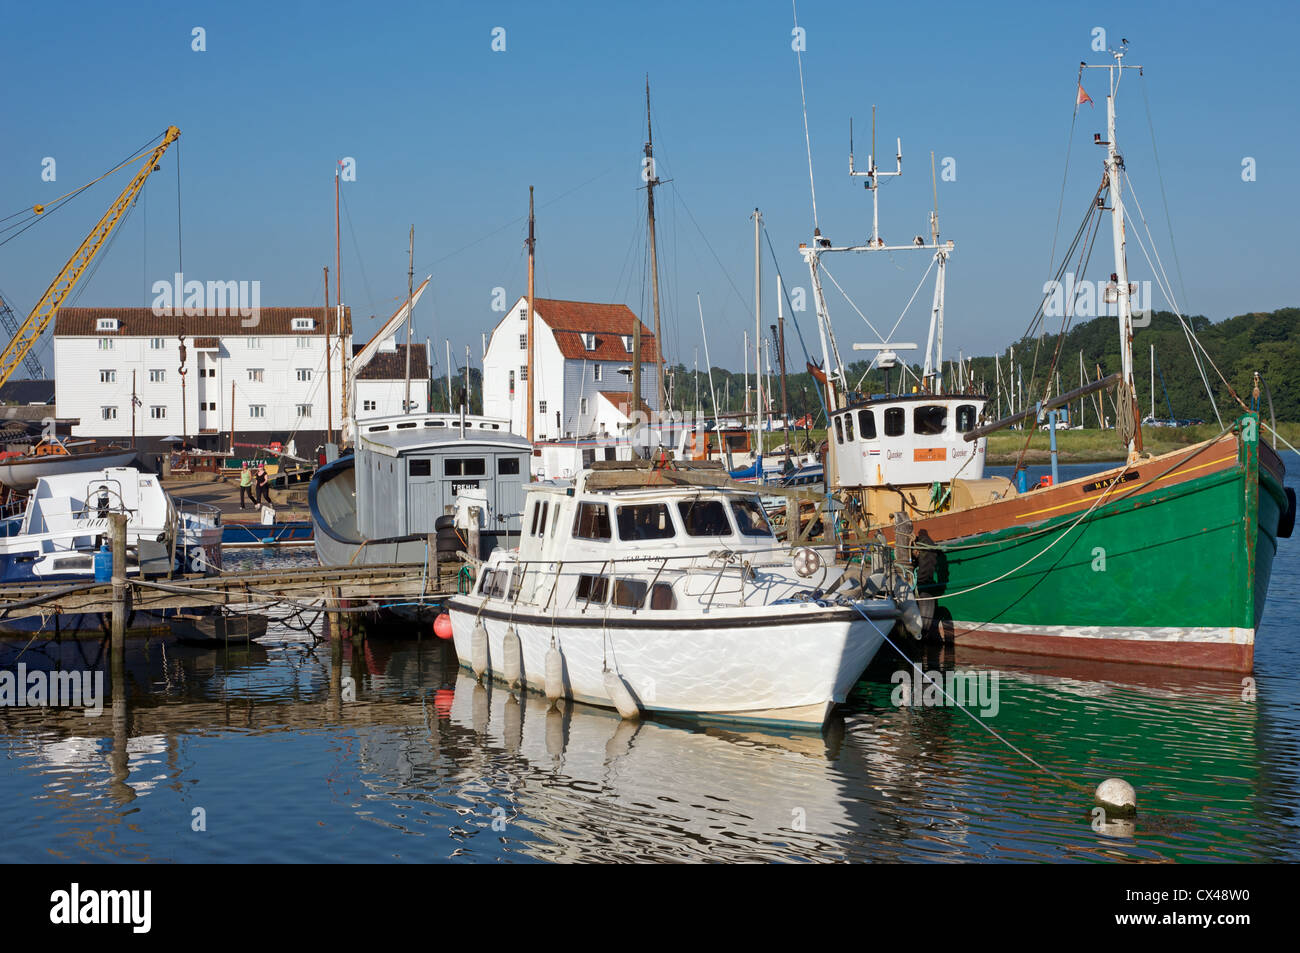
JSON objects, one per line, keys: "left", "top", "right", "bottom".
{"left": 0, "top": 449, "right": 139, "bottom": 491}
{"left": 447, "top": 601, "right": 892, "bottom": 728}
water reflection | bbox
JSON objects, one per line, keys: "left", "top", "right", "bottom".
{"left": 0, "top": 603, "right": 1294, "bottom": 862}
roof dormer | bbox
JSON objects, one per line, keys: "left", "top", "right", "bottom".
{"left": 292, "top": 317, "right": 316, "bottom": 331}
{"left": 96, "top": 317, "right": 119, "bottom": 332}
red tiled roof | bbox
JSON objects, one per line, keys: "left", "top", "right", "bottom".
{"left": 352, "top": 343, "right": 430, "bottom": 380}
{"left": 598, "top": 391, "right": 638, "bottom": 416}
{"left": 528, "top": 298, "right": 662, "bottom": 363}
{"left": 53, "top": 307, "right": 352, "bottom": 337}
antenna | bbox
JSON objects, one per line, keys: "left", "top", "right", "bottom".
{"left": 929, "top": 151, "right": 940, "bottom": 244}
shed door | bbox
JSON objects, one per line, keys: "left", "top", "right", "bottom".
{"left": 494, "top": 454, "right": 525, "bottom": 533}
{"left": 405, "top": 457, "right": 439, "bottom": 534}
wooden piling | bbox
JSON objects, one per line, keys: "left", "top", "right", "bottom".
{"left": 108, "top": 512, "right": 128, "bottom": 651}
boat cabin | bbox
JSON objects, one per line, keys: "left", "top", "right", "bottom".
{"left": 354, "top": 413, "right": 531, "bottom": 539}
{"left": 830, "top": 394, "right": 989, "bottom": 488}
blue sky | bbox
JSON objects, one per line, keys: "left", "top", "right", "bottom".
{"left": 2, "top": 0, "right": 1296, "bottom": 381}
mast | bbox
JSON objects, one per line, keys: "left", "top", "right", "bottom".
{"left": 751, "top": 208, "right": 763, "bottom": 479}
{"left": 775, "top": 275, "right": 791, "bottom": 464}
{"left": 1091, "top": 43, "right": 1142, "bottom": 459}
{"left": 404, "top": 227, "right": 413, "bottom": 415}
{"left": 698, "top": 294, "right": 721, "bottom": 424}
{"left": 324, "top": 266, "right": 332, "bottom": 442}
{"left": 526, "top": 186, "right": 535, "bottom": 439}
{"left": 335, "top": 166, "right": 346, "bottom": 425}
{"left": 446, "top": 339, "right": 453, "bottom": 412}
{"left": 645, "top": 77, "right": 665, "bottom": 415}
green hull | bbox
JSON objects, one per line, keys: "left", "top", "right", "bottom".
{"left": 917, "top": 416, "right": 1285, "bottom": 671}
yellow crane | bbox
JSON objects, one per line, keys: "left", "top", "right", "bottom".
{"left": 0, "top": 125, "right": 181, "bottom": 389}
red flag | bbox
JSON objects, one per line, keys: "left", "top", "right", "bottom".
{"left": 1077, "top": 83, "right": 1094, "bottom": 108}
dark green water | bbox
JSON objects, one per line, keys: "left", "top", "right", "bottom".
{"left": 0, "top": 457, "right": 1296, "bottom": 863}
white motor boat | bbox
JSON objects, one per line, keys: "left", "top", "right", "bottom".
{"left": 445, "top": 460, "right": 915, "bottom": 729}
{"left": 0, "top": 467, "right": 221, "bottom": 584}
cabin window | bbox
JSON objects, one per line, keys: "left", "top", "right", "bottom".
{"left": 612, "top": 578, "right": 648, "bottom": 609}
{"left": 552, "top": 504, "right": 562, "bottom": 536}
{"left": 834, "top": 416, "right": 844, "bottom": 444}
{"left": 537, "top": 500, "right": 548, "bottom": 536}
{"left": 507, "top": 569, "right": 523, "bottom": 601}
{"left": 530, "top": 501, "right": 541, "bottom": 535}
{"left": 914, "top": 405, "right": 947, "bottom": 435}
{"left": 730, "top": 499, "right": 773, "bottom": 537}
{"left": 616, "top": 503, "right": 675, "bottom": 541}
{"left": 479, "top": 569, "right": 495, "bottom": 595}
{"left": 445, "top": 458, "right": 486, "bottom": 476}
{"left": 884, "top": 407, "right": 905, "bottom": 437}
{"left": 498, "top": 457, "right": 520, "bottom": 475}
{"left": 573, "top": 501, "right": 612, "bottom": 540}
{"left": 408, "top": 459, "right": 431, "bottom": 477}
{"left": 677, "top": 499, "right": 731, "bottom": 536}
{"left": 858, "top": 409, "right": 877, "bottom": 439}
{"left": 956, "top": 404, "right": 978, "bottom": 433}
{"left": 492, "top": 570, "right": 510, "bottom": 598}
{"left": 576, "top": 573, "right": 609, "bottom": 604}
{"left": 649, "top": 583, "right": 676, "bottom": 610}
{"left": 844, "top": 412, "right": 855, "bottom": 441}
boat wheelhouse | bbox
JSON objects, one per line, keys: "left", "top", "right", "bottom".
{"left": 310, "top": 412, "right": 530, "bottom": 566}
{"left": 445, "top": 460, "right": 912, "bottom": 728}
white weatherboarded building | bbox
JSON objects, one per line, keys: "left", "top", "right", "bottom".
{"left": 482, "top": 297, "right": 661, "bottom": 439}
{"left": 353, "top": 340, "right": 431, "bottom": 419}
{"left": 53, "top": 307, "right": 352, "bottom": 452}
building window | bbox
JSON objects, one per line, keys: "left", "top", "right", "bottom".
{"left": 204, "top": 401, "right": 216, "bottom": 411}
{"left": 362, "top": 400, "right": 376, "bottom": 412}
{"left": 101, "top": 406, "right": 117, "bottom": 421}
{"left": 96, "top": 318, "right": 119, "bottom": 331}
{"left": 583, "top": 333, "right": 596, "bottom": 350}
{"left": 149, "top": 406, "right": 166, "bottom": 420}
{"left": 292, "top": 317, "right": 315, "bottom": 330}
{"left": 538, "top": 400, "right": 547, "bottom": 415}
{"left": 149, "top": 337, "right": 165, "bottom": 349}
{"left": 296, "top": 368, "right": 312, "bottom": 382}
{"left": 593, "top": 365, "right": 602, "bottom": 381}
{"left": 519, "top": 307, "right": 527, "bottom": 321}
{"left": 248, "top": 368, "right": 264, "bottom": 382}
{"left": 206, "top": 368, "right": 216, "bottom": 377}
{"left": 519, "top": 365, "right": 527, "bottom": 381}
{"left": 579, "top": 397, "right": 589, "bottom": 415}
{"left": 247, "top": 338, "right": 262, "bottom": 349}
{"left": 297, "top": 337, "right": 312, "bottom": 349}
{"left": 296, "top": 404, "right": 312, "bottom": 418}
{"left": 519, "top": 334, "right": 527, "bottom": 350}
{"left": 249, "top": 405, "right": 265, "bottom": 419}
{"left": 99, "top": 369, "right": 116, "bottom": 383}
{"left": 149, "top": 369, "right": 165, "bottom": 383}
{"left": 98, "top": 339, "right": 113, "bottom": 351}
{"left": 622, "top": 335, "right": 633, "bottom": 353}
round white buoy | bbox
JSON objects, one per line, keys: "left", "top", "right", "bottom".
{"left": 1095, "top": 778, "right": 1137, "bottom": 817}
{"left": 471, "top": 622, "right": 489, "bottom": 680}
{"left": 603, "top": 668, "right": 641, "bottom": 720}
{"left": 503, "top": 626, "right": 523, "bottom": 689}
{"left": 545, "top": 644, "right": 566, "bottom": 702}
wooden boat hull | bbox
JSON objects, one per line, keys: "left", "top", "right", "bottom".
{"left": 0, "top": 449, "right": 138, "bottom": 491}
{"left": 901, "top": 415, "right": 1286, "bottom": 672}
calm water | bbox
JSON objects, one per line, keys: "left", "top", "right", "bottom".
{"left": 1, "top": 456, "right": 1296, "bottom": 863}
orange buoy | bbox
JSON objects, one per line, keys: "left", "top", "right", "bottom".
{"left": 433, "top": 612, "right": 454, "bottom": 640}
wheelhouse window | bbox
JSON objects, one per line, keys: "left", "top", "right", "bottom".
{"left": 884, "top": 407, "right": 905, "bottom": 437}
{"left": 616, "top": 503, "right": 675, "bottom": 541}
{"left": 730, "top": 499, "right": 773, "bottom": 537}
{"left": 409, "top": 459, "right": 431, "bottom": 477}
{"left": 612, "top": 578, "right": 648, "bottom": 609}
{"left": 858, "top": 409, "right": 877, "bottom": 439}
{"left": 498, "top": 457, "right": 521, "bottom": 475}
{"left": 576, "top": 573, "right": 609, "bottom": 603}
{"left": 844, "top": 412, "right": 855, "bottom": 441}
{"left": 834, "top": 415, "right": 844, "bottom": 444}
{"left": 444, "top": 458, "right": 486, "bottom": 477}
{"left": 956, "top": 404, "right": 978, "bottom": 433}
{"left": 914, "top": 405, "right": 947, "bottom": 436}
{"left": 677, "top": 499, "right": 731, "bottom": 536}
{"left": 573, "top": 501, "right": 612, "bottom": 540}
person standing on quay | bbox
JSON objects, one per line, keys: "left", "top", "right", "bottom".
{"left": 239, "top": 464, "right": 255, "bottom": 510}
{"left": 256, "top": 465, "right": 273, "bottom": 507}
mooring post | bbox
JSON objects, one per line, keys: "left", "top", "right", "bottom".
{"left": 426, "top": 532, "right": 438, "bottom": 590}
{"left": 108, "top": 512, "right": 129, "bottom": 651}
{"left": 468, "top": 507, "right": 481, "bottom": 561}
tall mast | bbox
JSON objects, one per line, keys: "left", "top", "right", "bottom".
{"left": 526, "top": 186, "right": 535, "bottom": 439}
{"left": 644, "top": 77, "right": 664, "bottom": 415}
{"left": 335, "top": 166, "right": 346, "bottom": 425}
{"left": 404, "top": 227, "right": 413, "bottom": 415}
{"left": 775, "top": 274, "right": 791, "bottom": 463}
{"left": 698, "top": 294, "right": 721, "bottom": 424}
{"left": 1092, "top": 44, "right": 1141, "bottom": 459}
{"left": 324, "top": 266, "right": 332, "bottom": 442}
{"left": 751, "top": 208, "right": 763, "bottom": 477}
